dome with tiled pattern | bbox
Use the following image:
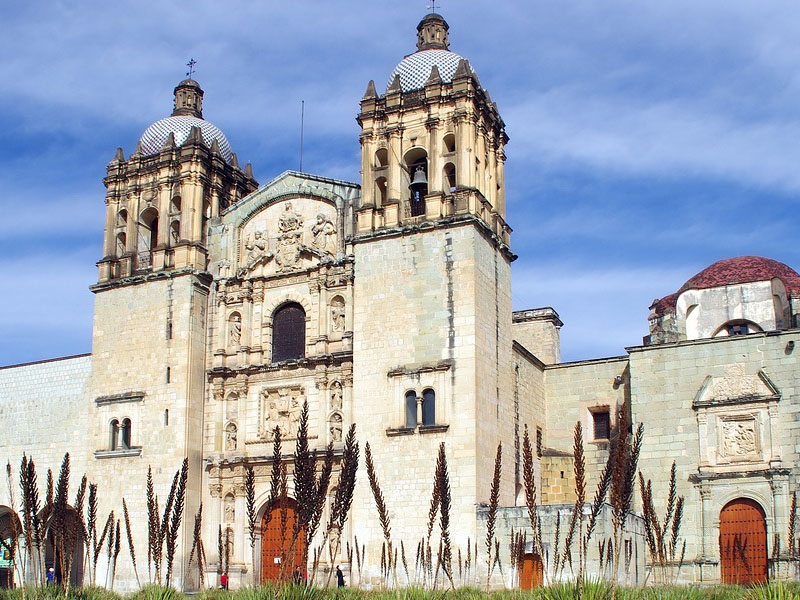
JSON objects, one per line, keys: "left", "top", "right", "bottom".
{"left": 387, "top": 49, "right": 475, "bottom": 92}
{"left": 138, "top": 116, "right": 233, "bottom": 162}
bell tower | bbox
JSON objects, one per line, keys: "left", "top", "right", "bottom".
{"left": 350, "top": 14, "right": 516, "bottom": 570}
{"left": 98, "top": 79, "right": 257, "bottom": 282}
{"left": 86, "top": 79, "right": 257, "bottom": 590}
{"left": 355, "top": 12, "right": 510, "bottom": 244}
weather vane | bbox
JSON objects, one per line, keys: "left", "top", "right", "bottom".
{"left": 426, "top": 0, "right": 439, "bottom": 13}
{"left": 186, "top": 58, "right": 197, "bottom": 79}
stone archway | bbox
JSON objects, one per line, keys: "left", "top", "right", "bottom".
{"left": 260, "top": 498, "right": 305, "bottom": 583}
{"left": 719, "top": 498, "right": 767, "bottom": 585}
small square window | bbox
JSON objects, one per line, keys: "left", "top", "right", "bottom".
{"left": 592, "top": 410, "right": 611, "bottom": 440}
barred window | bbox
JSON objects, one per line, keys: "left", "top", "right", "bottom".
{"left": 272, "top": 303, "right": 305, "bottom": 362}
{"left": 592, "top": 410, "right": 611, "bottom": 440}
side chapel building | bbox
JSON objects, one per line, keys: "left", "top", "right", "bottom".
{"left": 1, "top": 12, "right": 799, "bottom": 590}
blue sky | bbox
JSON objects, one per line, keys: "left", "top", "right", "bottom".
{"left": 1, "top": 1, "right": 798, "bottom": 365}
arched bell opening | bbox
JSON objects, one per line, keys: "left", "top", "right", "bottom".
{"left": 374, "top": 176, "right": 387, "bottom": 206}
{"left": 403, "top": 147, "right": 428, "bottom": 217}
{"left": 137, "top": 207, "right": 159, "bottom": 269}
{"left": 443, "top": 162, "right": 456, "bottom": 193}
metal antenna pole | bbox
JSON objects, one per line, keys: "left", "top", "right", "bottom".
{"left": 299, "top": 100, "right": 305, "bottom": 172}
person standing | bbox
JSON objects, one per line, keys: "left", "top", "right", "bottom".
{"left": 336, "top": 565, "right": 345, "bottom": 588}
{"left": 220, "top": 572, "right": 228, "bottom": 589}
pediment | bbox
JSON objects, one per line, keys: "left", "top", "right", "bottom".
{"left": 692, "top": 364, "right": 779, "bottom": 409}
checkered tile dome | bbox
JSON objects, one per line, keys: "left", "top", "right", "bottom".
{"left": 387, "top": 49, "right": 475, "bottom": 92}
{"left": 138, "top": 116, "right": 233, "bottom": 162}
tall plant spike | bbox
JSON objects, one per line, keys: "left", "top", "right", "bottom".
{"left": 122, "top": 498, "right": 141, "bottom": 588}
{"left": 486, "top": 442, "right": 502, "bottom": 592}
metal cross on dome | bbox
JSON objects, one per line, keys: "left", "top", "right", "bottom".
{"left": 185, "top": 58, "right": 197, "bottom": 79}
{"left": 426, "top": 0, "right": 440, "bottom": 12}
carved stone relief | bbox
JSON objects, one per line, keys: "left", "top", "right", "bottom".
{"left": 224, "top": 494, "right": 235, "bottom": 522}
{"left": 711, "top": 364, "right": 764, "bottom": 400}
{"left": 330, "top": 297, "right": 345, "bottom": 333}
{"left": 311, "top": 213, "right": 336, "bottom": 254}
{"left": 329, "top": 412, "right": 343, "bottom": 443}
{"left": 719, "top": 416, "right": 759, "bottom": 460}
{"left": 330, "top": 381, "right": 343, "bottom": 411}
{"left": 225, "top": 422, "right": 238, "bottom": 451}
{"left": 257, "top": 386, "right": 305, "bottom": 440}
{"left": 228, "top": 313, "right": 242, "bottom": 348}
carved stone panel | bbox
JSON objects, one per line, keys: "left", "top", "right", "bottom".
{"left": 718, "top": 415, "right": 759, "bottom": 462}
{"left": 256, "top": 386, "right": 306, "bottom": 440}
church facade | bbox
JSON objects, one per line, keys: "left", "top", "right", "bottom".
{"left": 1, "top": 13, "right": 798, "bottom": 591}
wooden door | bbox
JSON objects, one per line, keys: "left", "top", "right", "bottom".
{"left": 261, "top": 499, "right": 306, "bottom": 583}
{"left": 519, "top": 553, "right": 543, "bottom": 589}
{"left": 719, "top": 498, "right": 767, "bottom": 585}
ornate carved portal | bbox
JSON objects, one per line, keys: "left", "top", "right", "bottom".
{"left": 257, "top": 387, "right": 305, "bottom": 440}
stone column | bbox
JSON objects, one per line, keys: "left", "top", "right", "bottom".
{"left": 360, "top": 135, "right": 374, "bottom": 206}
{"left": 387, "top": 127, "right": 403, "bottom": 202}
{"left": 427, "top": 118, "right": 441, "bottom": 193}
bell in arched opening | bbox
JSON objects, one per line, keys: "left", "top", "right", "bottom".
{"left": 409, "top": 166, "right": 428, "bottom": 216}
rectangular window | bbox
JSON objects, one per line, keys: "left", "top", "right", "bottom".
{"left": 592, "top": 410, "right": 611, "bottom": 440}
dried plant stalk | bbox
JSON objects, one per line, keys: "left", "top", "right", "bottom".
{"left": 788, "top": 491, "right": 797, "bottom": 560}
{"left": 122, "top": 498, "right": 141, "bottom": 588}
{"left": 365, "top": 441, "right": 393, "bottom": 585}
{"left": 165, "top": 458, "right": 189, "bottom": 586}
{"left": 486, "top": 442, "right": 502, "bottom": 592}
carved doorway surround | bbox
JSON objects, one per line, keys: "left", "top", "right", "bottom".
{"left": 260, "top": 498, "right": 306, "bottom": 583}
{"left": 719, "top": 498, "right": 767, "bottom": 585}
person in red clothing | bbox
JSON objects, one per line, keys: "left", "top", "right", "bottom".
{"left": 220, "top": 572, "right": 228, "bottom": 589}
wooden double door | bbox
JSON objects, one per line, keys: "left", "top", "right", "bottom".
{"left": 261, "top": 499, "right": 306, "bottom": 583}
{"left": 519, "top": 553, "right": 544, "bottom": 589}
{"left": 719, "top": 498, "right": 767, "bottom": 585}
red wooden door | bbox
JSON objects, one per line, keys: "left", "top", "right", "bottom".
{"left": 261, "top": 499, "right": 306, "bottom": 583}
{"left": 719, "top": 498, "right": 767, "bottom": 585}
{"left": 520, "top": 553, "right": 543, "bottom": 589}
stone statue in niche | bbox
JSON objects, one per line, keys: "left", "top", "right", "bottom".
{"left": 330, "top": 297, "right": 345, "bottom": 333}
{"left": 330, "top": 381, "right": 342, "bottom": 410}
{"left": 329, "top": 412, "right": 343, "bottom": 442}
{"left": 312, "top": 213, "right": 336, "bottom": 254}
{"left": 225, "top": 422, "right": 237, "bottom": 451}
{"left": 259, "top": 387, "right": 305, "bottom": 439}
{"left": 720, "top": 418, "right": 758, "bottom": 458}
{"left": 224, "top": 495, "right": 235, "bottom": 522}
{"left": 228, "top": 314, "right": 241, "bottom": 347}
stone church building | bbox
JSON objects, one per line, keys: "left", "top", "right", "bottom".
{"left": 1, "top": 13, "right": 798, "bottom": 591}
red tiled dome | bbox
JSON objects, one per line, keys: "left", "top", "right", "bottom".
{"left": 651, "top": 256, "right": 800, "bottom": 316}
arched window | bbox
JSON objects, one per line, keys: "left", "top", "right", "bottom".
{"left": 116, "top": 209, "right": 128, "bottom": 228}
{"left": 443, "top": 133, "right": 456, "bottom": 153}
{"left": 120, "top": 419, "right": 132, "bottom": 449}
{"left": 109, "top": 419, "right": 119, "bottom": 450}
{"left": 444, "top": 163, "right": 456, "bottom": 192}
{"left": 374, "top": 176, "right": 387, "bottom": 205}
{"left": 116, "top": 232, "right": 126, "bottom": 256}
{"left": 170, "top": 196, "right": 181, "bottom": 215}
{"left": 405, "top": 391, "right": 417, "bottom": 428}
{"left": 375, "top": 148, "right": 388, "bottom": 168}
{"left": 272, "top": 303, "right": 306, "bottom": 362}
{"left": 422, "top": 388, "right": 435, "bottom": 426}
{"left": 713, "top": 320, "right": 762, "bottom": 338}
